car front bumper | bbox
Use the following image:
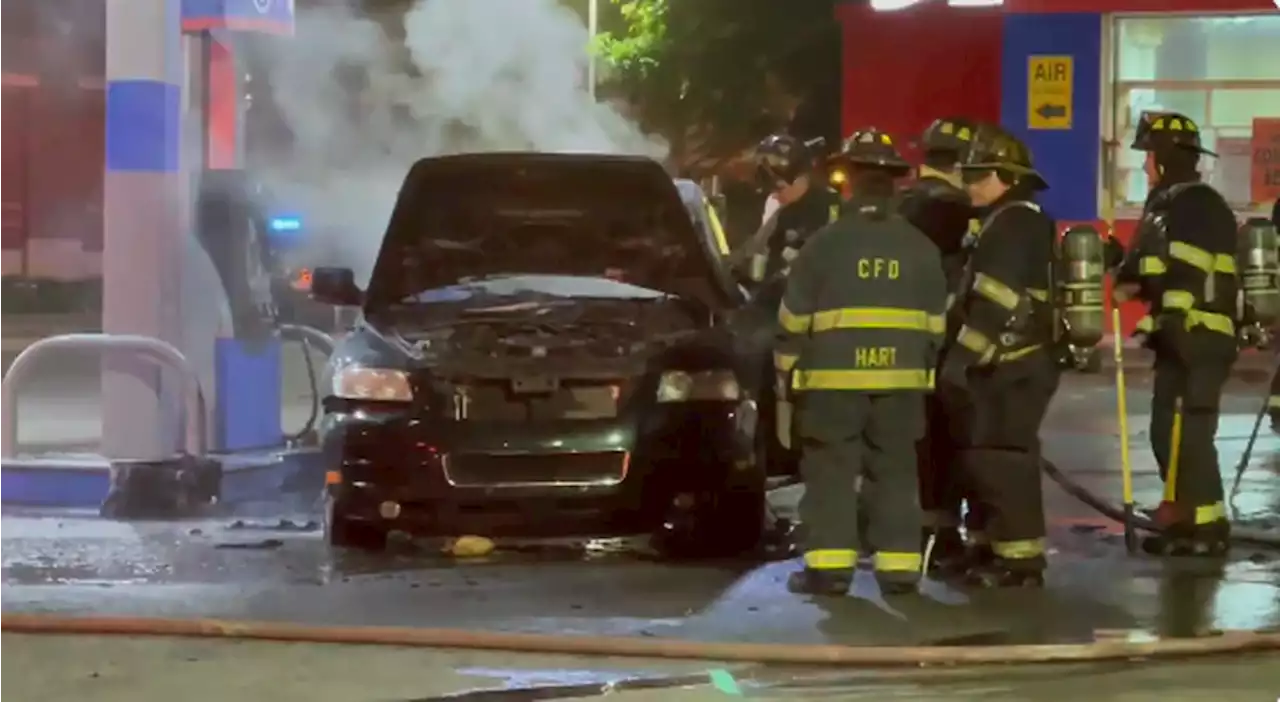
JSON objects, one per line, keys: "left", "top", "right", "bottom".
{"left": 322, "top": 399, "right": 760, "bottom": 538}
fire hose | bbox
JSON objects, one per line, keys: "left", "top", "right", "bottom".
{"left": 3, "top": 612, "right": 1277, "bottom": 666}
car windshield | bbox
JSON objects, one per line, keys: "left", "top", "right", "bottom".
{"left": 363, "top": 156, "right": 712, "bottom": 308}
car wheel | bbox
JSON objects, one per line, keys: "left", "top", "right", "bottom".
{"left": 324, "top": 496, "right": 388, "bottom": 551}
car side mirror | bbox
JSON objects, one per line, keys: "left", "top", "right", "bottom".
{"left": 310, "top": 266, "right": 363, "bottom": 306}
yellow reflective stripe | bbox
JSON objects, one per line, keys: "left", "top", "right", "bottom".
{"left": 778, "top": 302, "right": 812, "bottom": 334}
{"left": 1194, "top": 501, "right": 1226, "bottom": 525}
{"left": 792, "top": 369, "right": 935, "bottom": 391}
{"left": 1135, "top": 315, "right": 1155, "bottom": 333}
{"left": 1027, "top": 288, "right": 1049, "bottom": 302}
{"left": 1167, "top": 243, "right": 1236, "bottom": 275}
{"left": 773, "top": 351, "right": 798, "bottom": 372}
{"left": 1185, "top": 310, "right": 1235, "bottom": 336}
{"left": 945, "top": 293, "right": 956, "bottom": 311}
{"left": 1162, "top": 290, "right": 1195, "bottom": 311}
{"left": 999, "top": 344, "right": 1042, "bottom": 362}
{"left": 703, "top": 197, "right": 730, "bottom": 256}
{"left": 804, "top": 549, "right": 857, "bottom": 570}
{"left": 810, "top": 306, "right": 942, "bottom": 334}
{"left": 873, "top": 551, "right": 923, "bottom": 573}
{"left": 1139, "top": 256, "right": 1167, "bottom": 276}
{"left": 750, "top": 254, "right": 768, "bottom": 282}
{"left": 1269, "top": 396, "right": 1280, "bottom": 409}
{"left": 1169, "top": 241, "right": 1214, "bottom": 273}
{"left": 992, "top": 538, "right": 1045, "bottom": 559}
{"left": 956, "top": 325, "right": 997, "bottom": 364}
{"left": 828, "top": 204, "right": 840, "bottom": 223}
{"left": 968, "top": 218, "right": 982, "bottom": 236}
{"left": 972, "top": 273, "right": 1020, "bottom": 310}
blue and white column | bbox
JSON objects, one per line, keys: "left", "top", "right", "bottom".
{"left": 102, "top": 0, "right": 190, "bottom": 460}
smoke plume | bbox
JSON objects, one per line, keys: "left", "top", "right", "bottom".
{"left": 254, "top": 0, "right": 667, "bottom": 281}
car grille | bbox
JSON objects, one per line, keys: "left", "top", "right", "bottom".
{"left": 443, "top": 451, "right": 629, "bottom": 488}
{"left": 454, "top": 383, "right": 625, "bottom": 421}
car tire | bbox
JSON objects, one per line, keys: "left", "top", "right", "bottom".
{"left": 324, "top": 497, "right": 388, "bottom": 551}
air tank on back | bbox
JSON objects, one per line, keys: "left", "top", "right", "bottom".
{"left": 1057, "top": 224, "right": 1106, "bottom": 370}
{"left": 1236, "top": 217, "right": 1280, "bottom": 348}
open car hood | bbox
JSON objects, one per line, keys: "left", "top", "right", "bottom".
{"left": 364, "top": 153, "right": 739, "bottom": 311}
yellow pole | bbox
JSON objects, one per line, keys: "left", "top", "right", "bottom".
{"left": 1112, "top": 307, "right": 1137, "bottom": 553}
{"left": 1164, "top": 397, "right": 1184, "bottom": 504}
{"left": 1101, "top": 137, "right": 1139, "bottom": 552}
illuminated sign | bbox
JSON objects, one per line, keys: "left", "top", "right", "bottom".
{"left": 268, "top": 216, "right": 302, "bottom": 233}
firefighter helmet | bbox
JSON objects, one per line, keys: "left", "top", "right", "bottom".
{"left": 961, "top": 123, "right": 1048, "bottom": 191}
{"left": 920, "top": 117, "right": 977, "bottom": 160}
{"left": 1130, "top": 110, "right": 1217, "bottom": 157}
{"left": 834, "top": 129, "right": 911, "bottom": 173}
{"left": 754, "top": 134, "right": 815, "bottom": 190}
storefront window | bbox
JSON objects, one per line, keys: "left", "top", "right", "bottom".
{"left": 1108, "top": 14, "right": 1280, "bottom": 213}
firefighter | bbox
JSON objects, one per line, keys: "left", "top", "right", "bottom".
{"left": 776, "top": 129, "right": 948, "bottom": 596}
{"left": 939, "top": 123, "right": 1060, "bottom": 588}
{"left": 1112, "top": 111, "right": 1237, "bottom": 557}
{"left": 731, "top": 135, "right": 844, "bottom": 285}
{"left": 897, "top": 117, "right": 982, "bottom": 569}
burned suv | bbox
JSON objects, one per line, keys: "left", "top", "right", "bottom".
{"left": 310, "top": 153, "right": 790, "bottom": 556}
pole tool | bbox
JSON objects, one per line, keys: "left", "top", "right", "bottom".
{"left": 1111, "top": 307, "right": 1137, "bottom": 553}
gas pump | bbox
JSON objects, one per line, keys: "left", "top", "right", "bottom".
{"left": 194, "top": 169, "right": 279, "bottom": 345}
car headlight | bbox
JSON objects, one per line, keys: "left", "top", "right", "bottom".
{"left": 656, "top": 370, "right": 741, "bottom": 403}
{"left": 332, "top": 367, "right": 413, "bottom": 402}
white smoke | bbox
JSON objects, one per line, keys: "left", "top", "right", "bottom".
{"left": 255, "top": 0, "right": 667, "bottom": 281}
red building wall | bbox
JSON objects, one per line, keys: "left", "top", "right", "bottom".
{"left": 1, "top": 0, "right": 105, "bottom": 279}
{"left": 838, "top": 2, "right": 1003, "bottom": 151}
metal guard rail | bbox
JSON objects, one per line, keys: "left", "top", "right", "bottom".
{"left": 0, "top": 333, "right": 207, "bottom": 459}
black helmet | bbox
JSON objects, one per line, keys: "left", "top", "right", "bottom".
{"left": 834, "top": 129, "right": 911, "bottom": 173}
{"left": 920, "top": 117, "right": 977, "bottom": 160}
{"left": 754, "top": 134, "right": 815, "bottom": 190}
{"left": 961, "top": 123, "right": 1048, "bottom": 191}
{"left": 1130, "top": 110, "right": 1217, "bottom": 157}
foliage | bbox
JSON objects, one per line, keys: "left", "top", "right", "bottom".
{"left": 595, "top": 0, "right": 841, "bottom": 167}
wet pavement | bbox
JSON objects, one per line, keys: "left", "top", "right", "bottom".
{"left": 4, "top": 372, "right": 1280, "bottom": 699}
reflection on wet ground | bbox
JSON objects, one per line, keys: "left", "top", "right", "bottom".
{"left": 3, "top": 378, "right": 1280, "bottom": 653}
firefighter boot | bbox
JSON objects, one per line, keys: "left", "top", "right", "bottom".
{"left": 787, "top": 568, "right": 853, "bottom": 597}
{"left": 964, "top": 559, "right": 1045, "bottom": 589}
{"left": 922, "top": 527, "right": 966, "bottom": 573}
{"left": 934, "top": 538, "right": 995, "bottom": 579}
{"left": 1141, "top": 520, "right": 1230, "bottom": 558}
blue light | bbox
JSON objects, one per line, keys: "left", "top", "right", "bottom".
{"left": 269, "top": 216, "right": 302, "bottom": 233}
